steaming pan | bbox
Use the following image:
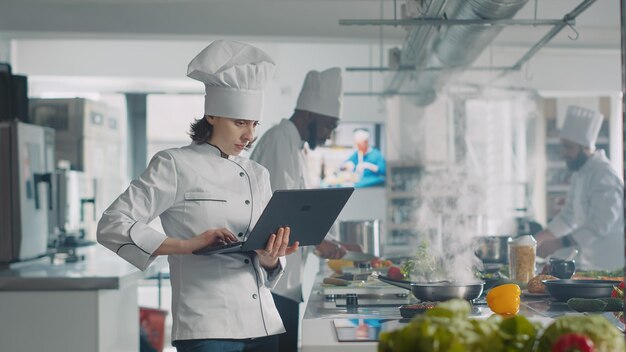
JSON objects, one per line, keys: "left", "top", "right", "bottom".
{"left": 377, "top": 275, "right": 484, "bottom": 301}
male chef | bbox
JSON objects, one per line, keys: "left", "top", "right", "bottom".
{"left": 250, "top": 67, "right": 353, "bottom": 352}
{"left": 536, "top": 105, "right": 624, "bottom": 270}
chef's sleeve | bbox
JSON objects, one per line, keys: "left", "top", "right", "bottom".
{"left": 97, "top": 151, "right": 177, "bottom": 270}
{"left": 261, "top": 256, "right": 287, "bottom": 288}
{"left": 252, "top": 136, "right": 299, "bottom": 191}
{"left": 373, "top": 149, "right": 387, "bottom": 176}
{"left": 569, "top": 170, "right": 623, "bottom": 247}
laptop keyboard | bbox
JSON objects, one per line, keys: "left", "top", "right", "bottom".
{"left": 193, "top": 241, "right": 242, "bottom": 255}
{"left": 211, "top": 242, "right": 241, "bottom": 251}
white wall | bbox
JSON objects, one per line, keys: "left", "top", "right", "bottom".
{"left": 464, "top": 47, "right": 622, "bottom": 92}
{"left": 11, "top": 38, "right": 392, "bottom": 133}
{"left": 11, "top": 39, "right": 622, "bottom": 138}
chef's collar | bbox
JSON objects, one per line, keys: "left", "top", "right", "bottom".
{"left": 200, "top": 142, "right": 232, "bottom": 159}
{"left": 579, "top": 149, "right": 606, "bottom": 172}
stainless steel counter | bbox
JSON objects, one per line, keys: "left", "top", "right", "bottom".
{"left": 0, "top": 245, "right": 166, "bottom": 290}
{"left": 0, "top": 245, "right": 168, "bottom": 352}
{"left": 301, "top": 272, "right": 624, "bottom": 352}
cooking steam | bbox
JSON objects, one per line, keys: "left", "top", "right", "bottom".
{"left": 409, "top": 167, "right": 485, "bottom": 283}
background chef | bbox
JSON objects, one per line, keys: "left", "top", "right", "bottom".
{"left": 341, "top": 128, "right": 387, "bottom": 187}
{"left": 535, "top": 105, "right": 624, "bottom": 270}
{"left": 97, "top": 40, "right": 298, "bottom": 352}
{"left": 250, "top": 67, "right": 358, "bottom": 352}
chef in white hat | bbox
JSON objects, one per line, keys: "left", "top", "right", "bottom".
{"left": 97, "top": 40, "right": 299, "bottom": 352}
{"left": 250, "top": 67, "right": 360, "bottom": 352}
{"left": 536, "top": 105, "right": 624, "bottom": 270}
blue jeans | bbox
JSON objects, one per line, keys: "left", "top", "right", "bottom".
{"left": 173, "top": 336, "right": 277, "bottom": 352}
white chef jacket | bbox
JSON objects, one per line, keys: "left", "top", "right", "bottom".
{"left": 97, "top": 143, "right": 286, "bottom": 341}
{"left": 250, "top": 119, "right": 308, "bottom": 302}
{"left": 547, "top": 150, "right": 624, "bottom": 270}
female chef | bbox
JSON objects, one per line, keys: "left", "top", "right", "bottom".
{"left": 97, "top": 40, "right": 298, "bottom": 352}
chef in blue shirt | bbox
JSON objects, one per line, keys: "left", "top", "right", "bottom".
{"left": 341, "top": 129, "right": 386, "bottom": 187}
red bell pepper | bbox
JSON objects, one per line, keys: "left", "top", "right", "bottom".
{"left": 611, "top": 281, "right": 624, "bottom": 298}
{"left": 552, "top": 333, "right": 595, "bottom": 352}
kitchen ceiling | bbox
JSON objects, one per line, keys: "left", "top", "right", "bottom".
{"left": 0, "top": 0, "right": 620, "bottom": 50}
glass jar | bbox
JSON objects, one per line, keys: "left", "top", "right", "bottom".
{"left": 508, "top": 235, "right": 537, "bottom": 283}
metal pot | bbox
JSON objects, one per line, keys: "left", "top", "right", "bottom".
{"left": 377, "top": 275, "right": 484, "bottom": 302}
{"left": 475, "top": 235, "right": 511, "bottom": 264}
{"left": 339, "top": 220, "right": 381, "bottom": 257}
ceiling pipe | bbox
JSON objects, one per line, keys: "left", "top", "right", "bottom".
{"left": 384, "top": 0, "right": 450, "bottom": 94}
{"left": 392, "top": 0, "right": 529, "bottom": 106}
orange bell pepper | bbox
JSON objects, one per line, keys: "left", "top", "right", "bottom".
{"left": 486, "top": 283, "right": 521, "bottom": 315}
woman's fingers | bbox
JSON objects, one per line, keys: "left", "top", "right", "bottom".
{"left": 285, "top": 241, "right": 300, "bottom": 256}
{"left": 267, "top": 228, "right": 284, "bottom": 257}
{"left": 261, "top": 227, "right": 292, "bottom": 257}
{"left": 219, "top": 228, "right": 238, "bottom": 243}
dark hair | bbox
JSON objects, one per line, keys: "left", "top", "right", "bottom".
{"left": 189, "top": 117, "right": 212, "bottom": 144}
{"left": 188, "top": 116, "right": 258, "bottom": 150}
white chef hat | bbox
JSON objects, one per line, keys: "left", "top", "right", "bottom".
{"left": 187, "top": 40, "right": 276, "bottom": 121}
{"left": 353, "top": 129, "right": 370, "bottom": 143}
{"left": 295, "top": 67, "right": 343, "bottom": 119}
{"left": 559, "top": 105, "right": 604, "bottom": 148}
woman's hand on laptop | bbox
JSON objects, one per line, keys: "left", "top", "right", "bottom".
{"left": 256, "top": 227, "right": 299, "bottom": 269}
{"left": 155, "top": 228, "right": 238, "bottom": 255}
{"left": 186, "top": 228, "right": 238, "bottom": 254}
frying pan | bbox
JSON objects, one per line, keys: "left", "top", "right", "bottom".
{"left": 377, "top": 275, "right": 484, "bottom": 302}
{"left": 542, "top": 279, "right": 621, "bottom": 302}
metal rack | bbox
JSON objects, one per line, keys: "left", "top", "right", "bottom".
{"left": 340, "top": 0, "right": 598, "bottom": 99}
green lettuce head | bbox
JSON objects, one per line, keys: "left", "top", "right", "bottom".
{"left": 536, "top": 314, "right": 625, "bottom": 352}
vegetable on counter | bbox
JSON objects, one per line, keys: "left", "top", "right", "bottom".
{"left": 551, "top": 333, "right": 595, "bottom": 352}
{"left": 536, "top": 315, "right": 625, "bottom": 352}
{"left": 387, "top": 266, "right": 404, "bottom": 281}
{"left": 371, "top": 257, "right": 393, "bottom": 269}
{"left": 610, "top": 281, "right": 624, "bottom": 298}
{"left": 327, "top": 259, "right": 354, "bottom": 274}
{"left": 379, "top": 300, "right": 625, "bottom": 352}
{"left": 378, "top": 299, "right": 540, "bottom": 352}
{"left": 322, "top": 277, "right": 351, "bottom": 286}
{"left": 573, "top": 269, "right": 624, "bottom": 281}
{"left": 566, "top": 297, "right": 623, "bottom": 313}
{"left": 400, "top": 241, "right": 442, "bottom": 282}
{"left": 487, "top": 283, "right": 521, "bottom": 315}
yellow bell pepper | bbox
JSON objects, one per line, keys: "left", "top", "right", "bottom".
{"left": 486, "top": 283, "right": 521, "bottom": 315}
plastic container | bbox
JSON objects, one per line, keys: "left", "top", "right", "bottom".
{"left": 507, "top": 235, "right": 537, "bottom": 284}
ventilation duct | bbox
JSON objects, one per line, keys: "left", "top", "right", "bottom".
{"left": 390, "top": 0, "right": 529, "bottom": 106}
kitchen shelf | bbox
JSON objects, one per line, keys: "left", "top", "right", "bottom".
{"left": 385, "top": 162, "right": 422, "bottom": 257}
{"left": 388, "top": 191, "right": 421, "bottom": 198}
{"left": 387, "top": 223, "right": 416, "bottom": 231}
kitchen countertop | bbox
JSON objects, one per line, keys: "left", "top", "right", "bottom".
{"left": 0, "top": 245, "right": 166, "bottom": 291}
{"left": 301, "top": 272, "right": 624, "bottom": 352}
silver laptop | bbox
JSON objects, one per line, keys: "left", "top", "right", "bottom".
{"left": 192, "top": 187, "right": 354, "bottom": 255}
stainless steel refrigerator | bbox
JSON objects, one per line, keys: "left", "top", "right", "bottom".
{"left": 0, "top": 121, "right": 55, "bottom": 263}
